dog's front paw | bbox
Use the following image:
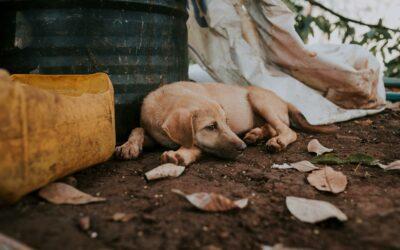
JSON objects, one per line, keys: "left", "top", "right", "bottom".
{"left": 161, "top": 150, "right": 190, "bottom": 166}
{"left": 244, "top": 128, "right": 263, "bottom": 145}
{"left": 266, "top": 137, "right": 285, "bottom": 152}
{"left": 115, "top": 142, "right": 141, "bottom": 160}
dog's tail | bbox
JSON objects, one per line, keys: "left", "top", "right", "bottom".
{"left": 288, "top": 104, "right": 338, "bottom": 134}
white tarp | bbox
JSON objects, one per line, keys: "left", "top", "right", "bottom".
{"left": 187, "top": 0, "right": 386, "bottom": 125}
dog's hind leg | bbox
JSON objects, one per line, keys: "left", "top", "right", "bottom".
{"left": 116, "top": 127, "right": 155, "bottom": 160}
{"left": 247, "top": 87, "right": 297, "bottom": 151}
{"left": 161, "top": 147, "right": 202, "bottom": 166}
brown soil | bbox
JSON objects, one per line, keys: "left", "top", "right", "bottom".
{"left": 1, "top": 110, "right": 400, "bottom": 250}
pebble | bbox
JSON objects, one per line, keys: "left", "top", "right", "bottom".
{"left": 90, "top": 232, "right": 98, "bottom": 239}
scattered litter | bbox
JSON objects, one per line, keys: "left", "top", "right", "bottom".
{"left": 272, "top": 161, "right": 319, "bottom": 172}
{"left": 79, "top": 216, "right": 90, "bottom": 231}
{"left": 307, "top": 167, "right": 347, "bottom": 194}
{"left": 262, "top": 243, "right": 309, "bottom": 250}
{"left": 171, "top": 189, "right": 248, "bottom": 212}
{"left": 311, "top": 153, "right": 377, "bottom": 166}
{"left": 290, "top": 161, "right": 320, "bottom": 172}
{"left": 271, "top": 163, "right": 292, "bottom": 169}
{"left": 0, "top": 232, "right": 32, "bottom": 250}
{"left": 377, "top": 160, "right": 400, "bottom": 171}
{"left": 386, "top": 101, "right": 400, "bottom": 111}
{"left": 38, "top": 182, "right": 106, "bottom": 205}
{"left": 307, "top": 139, "right": 333, "bottom": 156}
{"left": 335, "top": 134, "right": 361, "bottom": 141}
{"left": 145, "top": 163, "right": 185, "bottom": 181}
{"left": 354, "top": 119, "right": 373, "bottom": 126}
{"left": 286, "top": 196, "right": 347, "bottom": 223}
{"left": 112, "top": 212, "right": 136, "bottom": 222}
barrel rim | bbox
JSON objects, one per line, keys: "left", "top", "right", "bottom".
{"left": 0, "top": 0, "right": 188, "bottom": 17}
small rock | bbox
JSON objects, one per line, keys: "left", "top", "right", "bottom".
{"left": 90, "top": 232, "right": 98, "bottom": 239}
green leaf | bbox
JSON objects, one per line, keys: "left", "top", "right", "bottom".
{"left": 370, "top": 45, "right": 377, "bottom": 55}
{"left": 345, "top": 153, "right": 377, "bottom": 166}
{"left": 311, "top": 153, "right": 377, "bottom": 166}
{"left": 288, "top": 0, "right": 398, "bottom": 78}
{"left": 282, "top": 0, "right": 303, "bottom": 12}
{"left": 314, "top": 16, "right": 331, "bottom": 34}
{"left": 311, "top": 154, "right": 344, "bottom": 165}
{"left": 366, "top": 30, "right": 376, "bottom": 39}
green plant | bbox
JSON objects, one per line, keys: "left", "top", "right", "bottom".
{"left": 283, "top": 0, "right": 400, "bottom": 77}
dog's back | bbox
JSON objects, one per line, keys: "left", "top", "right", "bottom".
{"left": 142, "top": 82, "right": 260, "bottom": 135}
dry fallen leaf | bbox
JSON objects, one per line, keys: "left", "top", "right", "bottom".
{"left": 307, "top": 139, "right": 333, "bottom": 156}
{"left": 290, "top": 161, "right": 319, "bottom": 172}
{"left": 38, "top": 182, "right": 106, "bottom": 205}
{"left": 307, "top": 167, "right": 347, "bottom": 193}
{"left": 0, "top": 233, "right": 32, "bottom": 250}
{"left": 172, "top": 189, "right": 248, "bottom": 212}
{"left": 286, "top": 196, "right": 347, "bottom": 223}
{"left": 112, "top": 212, "right": 136, "bottom": 222}
{"left": 272, "top": 161, "right": 319, "bottom": 173}
{"left": 145, "top": 163, "right": 185, "bottom": 181}
{"left": 377, "top": 160, "right": 400, "bottom": 171}
{"left": 79, "top": 216, "right": 90, "bottom": 231}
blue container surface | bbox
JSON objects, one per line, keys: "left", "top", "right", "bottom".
{"left": 384, "top": 77, "right": 400, "bottom": 102}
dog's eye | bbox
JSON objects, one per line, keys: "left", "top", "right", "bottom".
{"left": 205, "top": 123, "right": 218, "bottom": 131}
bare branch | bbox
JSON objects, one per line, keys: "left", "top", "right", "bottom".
{"left": 305, "top": 0, "right": 400, "bottom": 33}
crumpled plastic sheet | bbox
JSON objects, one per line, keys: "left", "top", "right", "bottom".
{"left": 187, "top": 0, "right": 385, "bottom": 125}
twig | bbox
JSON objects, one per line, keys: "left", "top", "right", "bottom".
{"left": 305, "top": 0, "right": 400, "bottom": 33}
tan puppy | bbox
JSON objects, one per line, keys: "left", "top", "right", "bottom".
{"left": 116, "top": 82, "right": 337, "bottom": 165}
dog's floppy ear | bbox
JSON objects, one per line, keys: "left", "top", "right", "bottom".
{"left": 162, "top": 109, "right": 194, "bottom": 148}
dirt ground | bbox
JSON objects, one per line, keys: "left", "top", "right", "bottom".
{"left": 1, "top": 110, "right": 399, "bottom": 250}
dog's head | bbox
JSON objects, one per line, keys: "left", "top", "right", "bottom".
{"left": 162, "top": 103, "right": 246, "bottom": 159}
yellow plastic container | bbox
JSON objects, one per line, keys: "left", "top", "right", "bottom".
{"left": 0, "top": 72, "right": 115, "bottom": 204}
